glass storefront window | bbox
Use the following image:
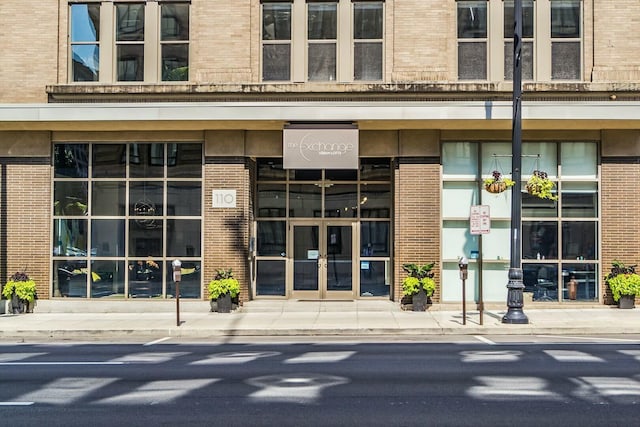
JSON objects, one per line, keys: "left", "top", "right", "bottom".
{"left": 90, "top": 260, "right": 125, "bottom": 298}
{"left": 91, "top": 219, "right": 125, "bottom": 257}
{"left": 360, "top": 260, "right": 389, "bottom": 297}
{"left": 256, "top": 184, "right": 286, "bottom": 218}
{"left": 129, "top": 182, "right": 164, "bottom": 217}
{"left": 523, "top": 263, "right": 559, "bottom": 302}
{"left": 167, "top": 219, "right": 201, "bottom": 257}
{"left": 257, "top": 158, "right": 287, "bottom": 180}
{"left": 53, "top": 143, "right": 203, "bottom": 299}
{"left": 128, "top": 260, "right": 163, "bottom": 298}
{"left": 129, "top": 143, "right": 164, "bottom": 178}
{"left": 361, "top": 221, "right": 389, "bottom": 257}
{"left": 257, "top": 221, "right": 286, "bottom": 256}
{"left": 325, "top": 169, "right": 357, "bottom": 181}
{"left": 92, "top": 182, "right": 126, "bottom": 216}
{"left": 361, "top": 184, "right": 391, "bottom": 218}
{"left": 167, "top": 143, "right": 201, "bottom": 178}
{"left": 523, "top": 221, "right": 558, "bottom": 260}
{"left": 562, "top": 263, "right": 598, "bottom": 301}
{"left": 54, "top": 260, "right": 88, "bottom": 297}
{"left": 561, "top": 182, "right": 597, "bottom": 218}
{"left": 92, "top": 144, "right": 126, "bottom": 178}
{"left": 561, "top": 143, "right": 598, "bottom": 178}
{"left": 256, "top": 260, "right": 286, "bottom": 296}
{"left": 522, "top": 192, "right": 558, "bottom": 218}
{"left": 54, "top": 144, "right": 88, "bottom": 178}
{"left": 325, "top": 184, "right": 358, "bottom": 218}
{"left": 167, "top": 182, "right": 201, "bottom": 216}
{"left": 54, "top": 182, "right": 88, "bottom": 216}
{"left": 442, "top": 142, "right": 478, "bottom": 178}
{"left": 562, "top": 221, "right": 597, "bottom": 260}
{"left": 289, "top": 184, "right": 322, "bottom": 217}
{"left": 360, "top": 158, "right": 390, "bottom": 181}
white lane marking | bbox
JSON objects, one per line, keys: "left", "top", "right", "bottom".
{"left": 0, "top": 402, "right": 34, "bottom": 406}
{"left": 473, "top": 336, "right": 496, "bottom": 345}
{"left": 110, "top": 352, "right": 187, "bottom": 364}
{"left": 95, "top": 379, "right": 218, "bottom": 405}
{"left": 468, "top": 376, "right": 561, "bottom": 401}
{"left": 190, "top": 351, "right": 281, "bottom": 365}
{"left": 143, "top": 337, "right": 172, "bottom": 346}
{"left": 0, "top": 362, "right": 124, "bottom": 366}
{"left": 544, "top": 350, "right": 604, "bottom": 363}
{"left": 572, "top": 377, "right": 640, "bottom": 404}
{"left": 284, "top": 351, "right": 356, "bottom": 364}
{"left": 537, "top": 335, "right": 640, "bottom": 343}
{"left": 16, "top": 377, "right": 118, "bottom": 405}
{"left": 0, "top": 353, "right": 47, "bottom": 362}
{"left": 460, "top": 350, "right": 523, "bottom": 363}
{"left": 246, "top": 374, "right": 349, "bottom": 404}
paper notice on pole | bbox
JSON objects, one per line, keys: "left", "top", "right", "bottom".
{"left": 470, "top": 205, "right": 490, "bottom": 235}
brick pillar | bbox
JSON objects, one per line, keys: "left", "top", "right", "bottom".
{"left": 203, "top": 157, "right": 252, "bottom": 303}
{"left": 394, "top": 158, "right": 441, "bottom": 302}
{"left": 0, "top": 159, "right": 50, "bottom": 298}
{"left": 601, "top": 158, "right": 640, "bottom": 305}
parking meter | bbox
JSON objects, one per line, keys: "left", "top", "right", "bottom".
{"left": 172, "top": 259, "right": 182, "bottom": 326}
{"left": 458, "top": 256, "right": 468, "bottom": 280}
{"left": 458, "top": 257, "right": 469, "bottom": 325}
{"left": 172, "top": 259, "right": 182, "bottom": 282}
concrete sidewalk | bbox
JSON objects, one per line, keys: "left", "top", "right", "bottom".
{"left": 1, "top": 299, "right": 639, "bottom": 339}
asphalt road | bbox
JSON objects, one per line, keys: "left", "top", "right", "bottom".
{"left": 1, "top": 336, "right": 639, "bottom": 426}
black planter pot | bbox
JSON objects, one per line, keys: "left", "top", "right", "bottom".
{"left": 10, "top": 294, "right": 25, "bottom": 314}
{"left": 216, "top": 293, "right": 232, "bottom": 313}
{"left": 618, "top": 294, "right": 636, "bottom": 309}
{"left": 412, "top": 288, "right": 427, "bottom": 312}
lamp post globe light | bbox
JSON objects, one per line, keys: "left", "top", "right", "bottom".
{"left": 502, "top": 0, "right": 529, "bottom": 324}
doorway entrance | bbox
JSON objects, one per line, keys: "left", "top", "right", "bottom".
{"left": 290, "top": 221, "right": 355, "bottom": 299}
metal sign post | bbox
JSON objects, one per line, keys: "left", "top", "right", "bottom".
{"left": 470, "top": 205, "right": 490, "bottom": 325}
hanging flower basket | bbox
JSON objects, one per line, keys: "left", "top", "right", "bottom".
{"left": 526, "top": 170, "right": 558, "bottom": 200}
{"left": 483, "top": 170, "right": 515, "bottom": 194}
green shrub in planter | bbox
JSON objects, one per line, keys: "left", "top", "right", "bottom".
{"left": 401, "top": 263, "right": 436, "bottom": 297}
{"left": 605, "top": 261, "right": 640, "bottom": 303}
{"left": 207, "top": 269, "right": 240, "bottom": 300}
{"left": 2, "top": 271, "right": 37, "bottom": 314}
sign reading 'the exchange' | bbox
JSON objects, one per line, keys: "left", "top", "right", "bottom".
{"left": 283, "top": 127, "right": 359, "bottom": 169}
{"left": 470, "top": 205, "right": 491, "bottom": 235}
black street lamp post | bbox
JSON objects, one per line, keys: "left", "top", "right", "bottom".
{"left": 502, "top": 0, "right": 529, "bottom": 324}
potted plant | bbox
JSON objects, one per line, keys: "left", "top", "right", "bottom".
{"left": 208, "top": 268, "right": 240, "bottom": 313}
{"left": 2, "top": 271, "right": 37, "bottom": 314}
{"left": 605, "top": 261, "right": 640, "bottom": 309}
{"left": 484, "top": 170, "right": 515, "bottom": 194}
{"left": 526, "top": 170, "right": 558, "bottom": 200}
{"left": 402, "top": 263, "right": 436, "bottom": 311}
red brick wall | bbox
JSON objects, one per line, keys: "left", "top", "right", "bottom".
{"left": 203, "top": 158, "right": 251, "bottom": 302}
{"left": 0, "top": 159, "right": 50, "bottom": 298}
{"left": 393, "top": 158, "right": 441, "bottom": 302}
{"left": 600, "top": 158, "right": 640, "bottom": 305}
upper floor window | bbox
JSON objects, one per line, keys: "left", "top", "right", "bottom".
{"left": 70, "top": 3, "right": 101, "bottom": 82}
{"left": 69, "top": 1, "right": 189, "bottom": 83}
{"left": 457, "top": 0, "right": 582, "bottom": 82}
{"left": 261, "top": 0, "right": 384, "bottom": 83}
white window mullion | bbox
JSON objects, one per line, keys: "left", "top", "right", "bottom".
{"left": 144, "top": 1, "right": 159, "bottom": 82}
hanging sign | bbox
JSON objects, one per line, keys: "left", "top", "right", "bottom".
{"left": 470, "top": 205, "right": 491, "bottom": 235}
{"left": 283, "top": 127, "right": 359, "bottom": 169}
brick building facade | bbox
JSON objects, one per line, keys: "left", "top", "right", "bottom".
{"left": 1, "top": 0, "right": 639, "bottom": 308}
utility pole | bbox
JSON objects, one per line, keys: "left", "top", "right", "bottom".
{"left": 502, "top": 0, "right": 529, "bottom": 324}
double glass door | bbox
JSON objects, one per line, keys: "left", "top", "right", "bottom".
{"left": 291, "top": 221, "right": 355, "bottom": 299}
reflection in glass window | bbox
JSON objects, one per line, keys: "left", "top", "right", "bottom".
{"left": 92, "top": 219, "right": 125, "bottom": 257}
{"left": 92, "top": 144, "right": 126, "bottom": 178}
{"left": 325, "top": 184, "right": 358, "bottom": 218}
{"left": 91, "top": 260, "right": 125, "bottom": 298}
{"left": 257, "top": 184, "right": 286, "bottom": 218}
{"left": 161, "top": 2, "right": 189, "bottom": 81}
{"left": 53, "top": 142, "right": 202, "bottom": 299}
{"left": 457, "top": 1, "right": 487, "bottom": 80}
{"left": 289, "top": 184, "right": 322, "bottom": 217}
{"left": 562, "top": 221, "right": 597, "bottom": 260}
{"left": 256, "top": 260, "right": 286, "bottom": 296}
{"left": 354, "top": 2, "right": 383, "bottom": 81}
{"left": 167, "top": 261, "right": 201, "bottom": 298}
{"left": 54, "top": 219, "right": 88, "bottom": 257}
{"left": 262, "top": 3, "right": 291, "bottom": 81}
{"left": 523, "top": 263, "right": 559, "bottom": 302}
{"left": 54, "top": 144, "right": 88, "bottom": 178}
{"left": 54, "top": 182, "right": 88, "bottom": 216}
{"left": 54, "top": 260, "right": 88, "bottom": 298}
{"left": 523, "top": 222, "right": 558, "bottom": 260}
{"left": 92, "top": 182, "right": 126, "bottom": 216}
{"left": 71, "top": 3, "right": 100, "bottom": 82}
{"left": 257, "top": 221, "right": 286, "bottom": 256}
{"left": 361, "top": 221, "right": 390, "bottom": 257}
{"left": 562, "top": 263, "right": 597, "bottom": 301}
{"left": 308, "top": 3, "right": 337, "bottom": 81}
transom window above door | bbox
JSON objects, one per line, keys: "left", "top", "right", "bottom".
{"left": 261, "top": 0, "right": 384, "bottom": 82}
